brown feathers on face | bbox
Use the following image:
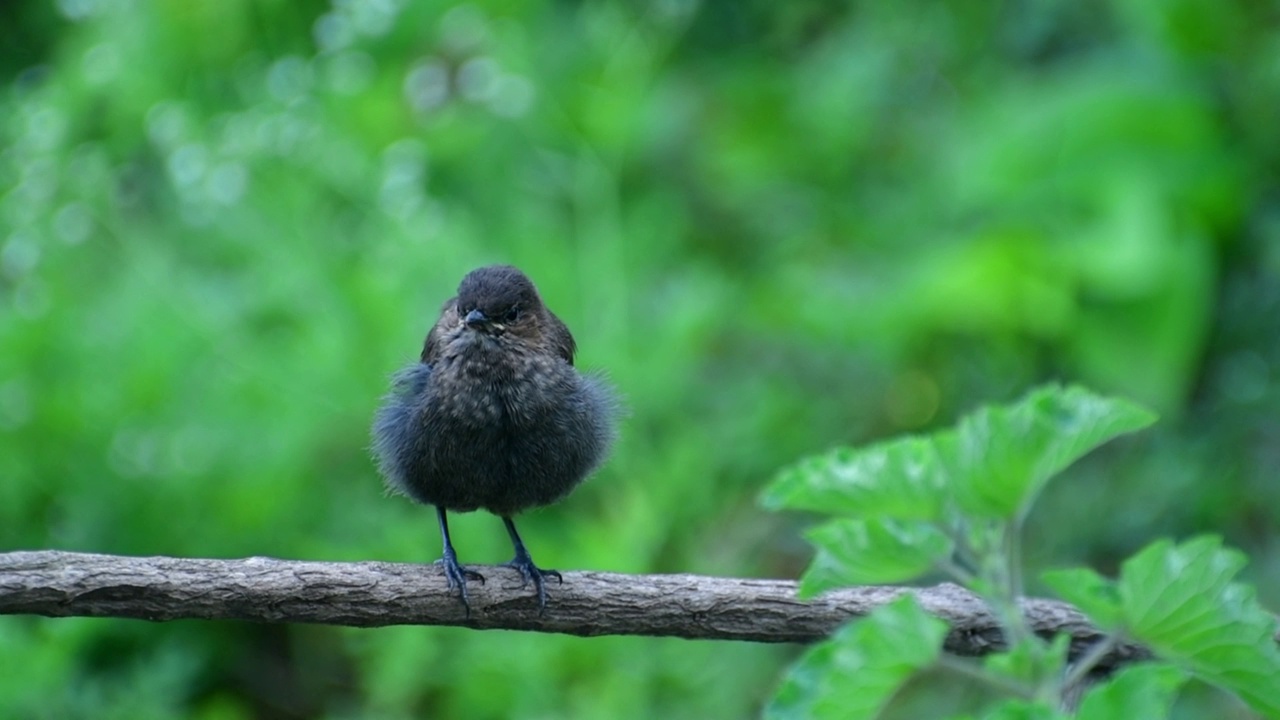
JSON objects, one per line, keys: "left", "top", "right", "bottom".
{"left": 422, "top": 265, "right": 576, "bottom": 365}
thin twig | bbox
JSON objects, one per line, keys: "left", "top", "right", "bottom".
{"left": 1062, "top": 634, "right": 1121, "bottom": 690}
{"left": 936, "top": 654, "right": 1037, "bottom": 700}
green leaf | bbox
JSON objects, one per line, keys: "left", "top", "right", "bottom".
{"left": 767, "top": 596, "right": 948, "bottom": 720}
{"left": 936, "top": 384, "right": 1156, "bottom": 518}
{"left": 762, "top": 436, "right": 948, "bottom": 520}
{"left": 983, "top": 634, "right": 1071, "bottom": 688}
{"left": 1040, "top": 567, "right": 1123, "bottom": 629}
{"left": 799, "top": 518, "right": 955, "bottom": 595}
{"left": 1075, "top": 663, "right": 1186, "bottom": 720}
{"left": 971, "top": 700, "right": 1068, "bottom": 720}
{"left": 946, "top": 700, "right": 1069, "bottom": 720}
{"left": 1115, "top": 536, "right": 1280, "bottom": 717}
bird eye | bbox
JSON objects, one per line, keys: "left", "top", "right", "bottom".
{"left": 503, "top": 307, "right": 521, "bottom": 323}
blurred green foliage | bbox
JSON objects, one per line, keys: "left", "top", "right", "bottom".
{"left": 765, "top": 386, "right": 1280, "bottom": 718}
{"left": 0, "top": 0, "right": 1276, "bottom": 717}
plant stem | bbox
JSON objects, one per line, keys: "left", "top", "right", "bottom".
{"left": 1061, "top": 634, "right": 1119, "bottom": 692}
{"left": 937, "top": 557, "right": 978, "bottom": 586}
{"left": 937, "top": 654, "right": 1037, "bottom": 700}
{"left": 1007, "top": 514, "right": 1025, "bottom": 603}
{"left": 998, "top": 517, "right": 1034, "bottom": 649}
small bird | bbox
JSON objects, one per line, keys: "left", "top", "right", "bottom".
{"left": 371, "top": 265, "right": 617, "bottom": 614}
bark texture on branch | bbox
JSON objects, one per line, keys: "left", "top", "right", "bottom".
{"left": 1, "top": 550, "right": 1146, "bottom": 667}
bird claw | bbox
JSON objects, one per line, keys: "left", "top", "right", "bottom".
{"left": 436, "top": 550, "right": 485, "bottom": 617}
{"left": 505, "top": 555, "right": 562, "bottom": 614}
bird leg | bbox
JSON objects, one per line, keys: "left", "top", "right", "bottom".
{"left": 434, "top": 506, "right": 484, "bottom": 617}
{"left": 502, "top": 516, "right": 562, "bottom": 613}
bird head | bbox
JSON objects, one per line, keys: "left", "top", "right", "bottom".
{"left": 454, "top": 265, "right": 543, "bottom": 338}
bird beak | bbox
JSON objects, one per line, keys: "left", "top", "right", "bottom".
{"left": 464, "top": 309, "right": 489, "bottom": 328}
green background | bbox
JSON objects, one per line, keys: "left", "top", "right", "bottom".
{"left": 1, "top": 0, "right": 1276, "bottom": 717}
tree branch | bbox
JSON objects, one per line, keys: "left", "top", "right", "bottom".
{"left": 1, "top": 550, "right": 1151, "bottom": 668}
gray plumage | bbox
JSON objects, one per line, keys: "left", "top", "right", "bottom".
{"left": 370, "top": 265, "right": 618, "bottom": 613}
{"left": 371, "top": 351, "right": 616, "bottom": 515}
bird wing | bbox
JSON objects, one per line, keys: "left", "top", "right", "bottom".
{"left": 545, "top": 309, "right": 578, "bottom": 365}
{"left": 421, "top": 297, "right": 459, "bottom": 363}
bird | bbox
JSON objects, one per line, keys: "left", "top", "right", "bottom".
{"left": 371, "top": 265, "right": 618, "bottom": 615}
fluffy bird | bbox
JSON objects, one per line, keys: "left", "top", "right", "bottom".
{"left": 372, "top": 265, "right": 617, "bottom": 613}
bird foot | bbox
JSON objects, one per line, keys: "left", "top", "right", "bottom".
{"left": 504, "top": 554, "right": 562, "bottom": 614}
{"left": 435, "top": 549, "right": 485, "bottom": 617}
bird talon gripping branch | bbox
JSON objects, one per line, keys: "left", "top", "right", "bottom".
{"left": 372, "top": 266, "right": 618, "bottom": 614}
{"left": 435, "top": 548, "right": 484, "bottom": 617}
{"left": 505, "top": 557, "right": 559, "bottom": 613}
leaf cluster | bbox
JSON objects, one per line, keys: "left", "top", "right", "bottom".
{"left": 763, "top": 385, "right": 1280, "bottom": 718}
